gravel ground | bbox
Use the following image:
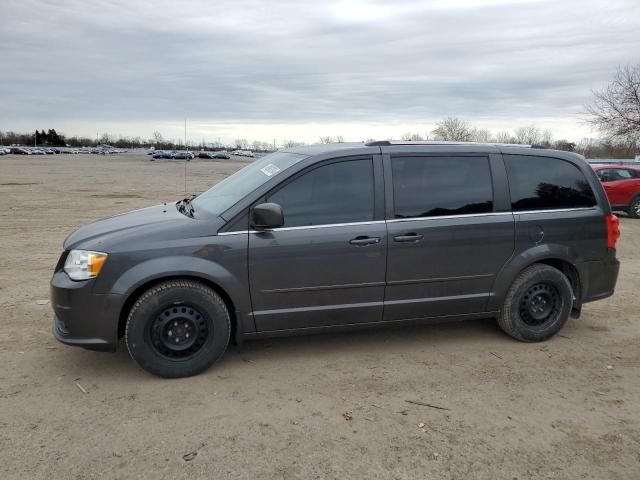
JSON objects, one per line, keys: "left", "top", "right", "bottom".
{"left": 1, "top": 153, "right": 639, "bottom": 479}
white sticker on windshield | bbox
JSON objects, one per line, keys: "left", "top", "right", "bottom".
{"left": 260, "top": 163, "right": 281, "bottom": 177}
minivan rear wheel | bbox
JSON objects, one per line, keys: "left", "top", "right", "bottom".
{"left": 125, "top": 280, "right": 230, "bottom": 378}
{"left": 498, "top": 264, "right": 573, "bottom": 342}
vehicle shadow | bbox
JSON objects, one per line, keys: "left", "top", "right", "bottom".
{"left": 234, "top": 316, "right": 506, "bottom": 361}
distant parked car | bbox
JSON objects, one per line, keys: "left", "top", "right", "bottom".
{"left": 152, "top": 151, "right": 175, "bottom": 160}
{"left": 593, "top": 165, "right": 640, "bottom": 218}
{"left": 174, "top": 152, "right": 192, "bottom": 161}
{"left": 231, "top": 150, "right": 255, "bottom": 158}
{"left": 0, "top": 149, "right": 6, "bottom": 156}
{"left": 197, "top": 151, "right": 231, "bottom": 159}
{"left": 10, "top": 147, "right": 31, "bottom": 154}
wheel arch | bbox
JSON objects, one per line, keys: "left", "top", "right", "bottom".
{"left": 117, "top": 274, "right": 240, "bottom": 345}
{"left": 490, "top": 246, "right": 583, "bottom": 314}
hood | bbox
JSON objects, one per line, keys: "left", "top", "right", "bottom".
{"left": 63, "top": 203, "right": 223, "bottom": 251}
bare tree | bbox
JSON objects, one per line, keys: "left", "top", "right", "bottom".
{"left": 553, "top": 139, "right": 576, "bottom": 152}
{"left": 99, "top": 133, "right": 115, "bottom": 145}
{"left": 319, "top": 136, "right": 334, "bottom": 144}
{"left": 586, "top": 64, "right": 640, "bottom": 144}
{"left": 152, "top": 131, "right": 163, "bottom": 145}
{"left": 494, "top": 131, "right": 515, "bottom": 143}
{"left": 234, "top": 139, "right": 248, "bottom": 149}
{"left": 401, "top": 132, "right": 424, "bottom": 141}
{"left": 514, "top": 125, "right": 542, "bottom": 145}
{"left": 542, "top": 129, "right": 554, "bottom": 146}
{"left": 432, "top": 117, "right": 476, "bottom": 141}
{"left": 335, "top": 135, "right": 344, "bottom": 143}
{"left": 282, "top": 140, "right": 304, "bottom": 148}
{"left": 472, "top": 128, "right": 492, "bottom": 142}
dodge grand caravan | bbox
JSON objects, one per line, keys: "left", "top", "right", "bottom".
{"left": 52, "top": 142, "right": 620, "bottom": 377}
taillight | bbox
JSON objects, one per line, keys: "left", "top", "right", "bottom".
{"left": 605, "top": 214, "right": 620, "bottom": 249}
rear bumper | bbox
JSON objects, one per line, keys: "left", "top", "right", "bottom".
{"left": 579, "top": 251, "right": 620, "bottom": 303}
{"left": 50, "top": 271, "right": 122, "bottom": 352}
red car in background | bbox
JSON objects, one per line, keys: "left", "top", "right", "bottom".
{"left": 592, "top": 165, "right": 640, "bottom": 218}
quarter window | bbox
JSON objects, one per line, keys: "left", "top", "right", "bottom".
{"left": 391, "top": 156, "right": 493, "bottom": 218}
{"left": 267, "top": 159, "right": 374, "bottom": 227}
{"left": 504, "top": 155, "right": 596, "bottom": 211}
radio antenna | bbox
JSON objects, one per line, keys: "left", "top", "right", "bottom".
{"left": 184, "top": 119, "right": 187, "bottom": 195}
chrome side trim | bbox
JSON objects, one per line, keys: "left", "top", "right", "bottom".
{"left": 384, "top": 292, "right": 492, "bottom": 306}
{"left": 251, "top": 292, "right": 493, "bottom": 316}
{"left": 219, "top": 207, "right": 598, "bottom": 235}
{"left": 387, "top": 212, "right": 513, "bottom": 223}
{"left": 252, "top": 300, "right": 383, "bottom": 316}
{"left": 261, "top": 281, "right": 385, "bottom": 294}
{"left": 272, "top": 220, "right": 387, "bottom": 232}
{"left": 218, "top": 230, "right": 251, "bottom": 236}
{"left": 387, "top": 273, "right": 493, "bottom": 286}
{"left": 514, "top": 207, "right": 598, "bottom": 215}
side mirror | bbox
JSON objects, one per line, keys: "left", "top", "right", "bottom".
{"left": 252, "top": 203, "right": 284, "bottom": 230}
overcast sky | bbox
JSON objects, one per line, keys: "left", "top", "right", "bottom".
{"left": 1, "top": 0, "right": 639, "bottom": 144}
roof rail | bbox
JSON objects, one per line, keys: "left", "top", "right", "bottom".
{"left": 364, "top": 140, "right": 532, "bottom": 148}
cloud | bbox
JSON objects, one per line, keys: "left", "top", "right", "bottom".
{"left": 0, "top": 0, "right": 638, "bottom": 142}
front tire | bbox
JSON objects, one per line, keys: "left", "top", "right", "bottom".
{"left": 629, "top": 195, "right": 640, "bottom": 219}
{"left": 125, "top": 280, "right": 230, "bottom": 378}
{"left": 498, "top": 264, "right": 573, "bottom": 342}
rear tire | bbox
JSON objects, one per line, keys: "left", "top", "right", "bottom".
{"left": 125, "top": 280, "right": 230, "bottom": 378}
{"left": 498, "top": 264, "right": 573, "bottom": 342}
{"left": 629, "top": 195, "right": 640, "bottom": 219}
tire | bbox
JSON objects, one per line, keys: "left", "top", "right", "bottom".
{"left": 629, "top": 194, "right": 640, "bottom": 219}
{"left": 498, "top": 264, "right": 573, "bottom": 342}
{"left": 125, "top": 280, "right": 230, "bottom": 378}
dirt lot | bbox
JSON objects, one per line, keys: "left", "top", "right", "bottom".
{"left": 1, "top": 153, "right": 639, "bottom": 479}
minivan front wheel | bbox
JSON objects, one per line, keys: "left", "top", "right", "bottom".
{"left": 498, "top": 264, "right": 573, "bottom": 342}
{"left": 125, "top": 280, "right": 230, "bottom": 378}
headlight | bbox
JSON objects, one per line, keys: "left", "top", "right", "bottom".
{"left": 64, "top": 250, "right": 108, "bottom": 280}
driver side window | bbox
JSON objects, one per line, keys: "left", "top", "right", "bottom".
{"left": 267, "top": 158, "right": 374, "bottom": 228}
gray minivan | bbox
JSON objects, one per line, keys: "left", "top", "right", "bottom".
{"left": 51, "top": 141, "right": 620, "bottom": 377}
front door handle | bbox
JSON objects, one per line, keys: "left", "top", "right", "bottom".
{"left": 393, "top": 233, "right": 424, "bottom": 242}
{"left": 349, "top": 236, "right": 380, "bottom": 246}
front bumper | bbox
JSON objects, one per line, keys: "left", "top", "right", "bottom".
{"left": 50, "top": 270, "right": 122, "bottom": 352}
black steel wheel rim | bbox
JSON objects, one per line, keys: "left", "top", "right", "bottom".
{"left": 633, "top": 198, "right": 640, "bottom": 216}
{"left": 149, "top": 305, "right": 208, "bottom": 359}
{"left": 519, "top": 282, "right": 561, "bottom": 327}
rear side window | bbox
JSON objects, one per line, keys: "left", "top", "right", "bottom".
{"left": 391, "top": 156, "right": 493, "bottom": 218}
{"left": 597, "top": 168, "right": 634, "bottom": 181}
{"left": 267, "top": 158, "right": 374, "bottom": 227}
{"left": 504, "top": 155, "right": 596, "bottom": 211}
{"left": 612, "top": 169, "right": 635, "bottom": 179}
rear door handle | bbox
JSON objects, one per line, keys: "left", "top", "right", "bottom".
{"left": 349, "top": 236, "right": 380, "bottom": 246}
{"left": 393, "top": 233, "right": 424, "bottom": 242}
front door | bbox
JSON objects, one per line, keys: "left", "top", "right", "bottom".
{"left": 249, "top": 155, "right": 387, "bottom": 332}
{"left": 598, "top": 168, "right": 640, "bottom": 207}
{"left": 384, "top": 153, "right": 515, "bottom": 321}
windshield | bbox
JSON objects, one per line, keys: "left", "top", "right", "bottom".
{"left": 192, "top": 151, "right": 307, "bottom": 216}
